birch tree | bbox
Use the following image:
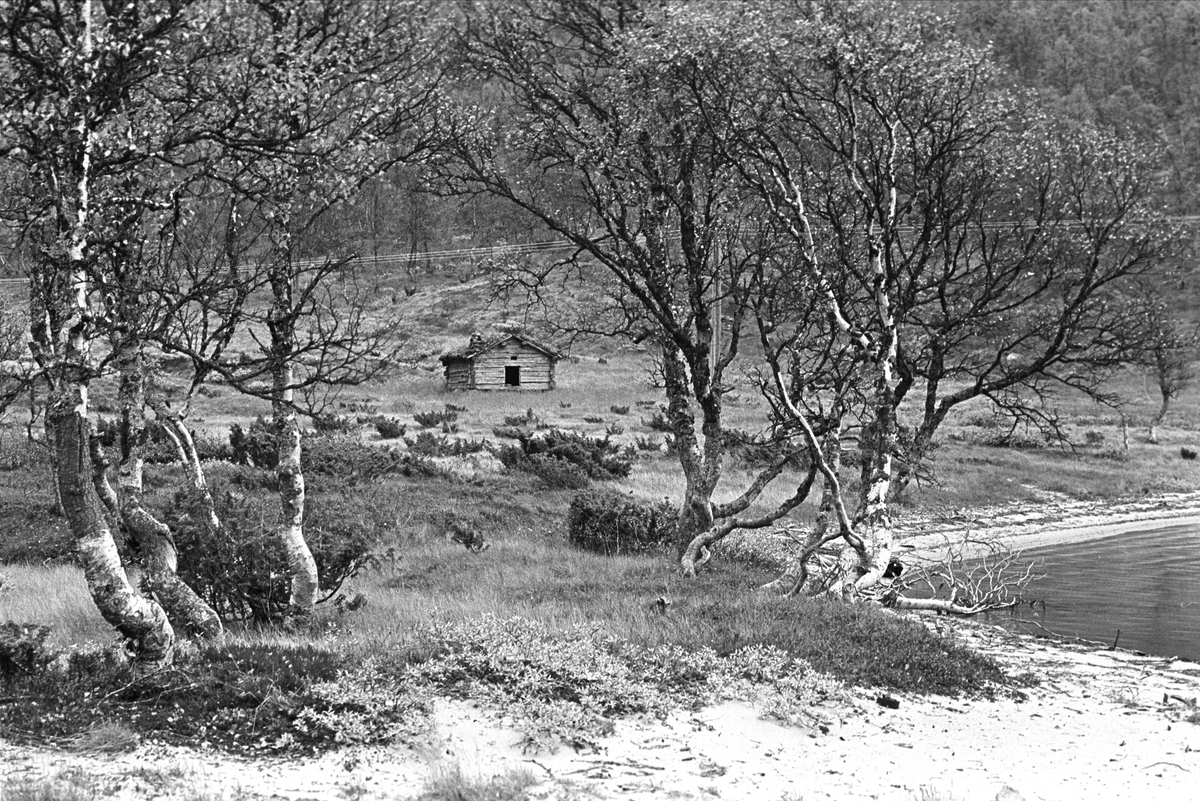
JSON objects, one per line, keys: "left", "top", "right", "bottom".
{"left": 0, "top": 0, "right": 202, "bottom": 670}
{"left": 678, "top": 0, "right": 1180, "bottom": 598}
{"left": 155, "top": 0, "right": 441, "bottom": 617}
{"left": 443, "top": 0, "right": 825, "bottom": 574}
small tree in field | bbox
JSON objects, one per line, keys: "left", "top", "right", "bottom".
{"left": 1130, "top": 280, "right": 1198, "bottom": 443}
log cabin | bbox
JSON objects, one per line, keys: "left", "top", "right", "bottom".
{"left": 439, "top": 332, "right": 560, "bottom": 391}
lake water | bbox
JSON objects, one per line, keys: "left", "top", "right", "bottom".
{"left": 980, "top": 523, "right": 1200, "bottom": 660}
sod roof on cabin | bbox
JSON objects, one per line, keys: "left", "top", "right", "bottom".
{"left": 439, "top": 333, "right": 562, "bottom": 363}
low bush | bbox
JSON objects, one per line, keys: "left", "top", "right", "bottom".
{"left": 94, "top": 417, "right": 231, "bottom": 464}
{"left": 0, "top": 623, "right": 54, "bottom": 683}
{"left": 491, "top": 425, "right": 526, "bottom": 440}
{"left": 643, "top": 408, "right": 673, "bottom": 433}
{"left": 373, "top": 416, "right": 407, "bottom": 440}
{"left": 503, "top": 408, "right": 542, "bottom": 428}
{"left": 525, "top": 454, "right": 592, "bottom": 489}
{"left": 311, "top": 413, "right": 358, "bottom": 436}
{"left": 0, "top": 639, "right": 427, "bottom": 754}
{"left": 722, "top": 429, "right": 798, "bottom": 468}
{"left": 414, "top": 409, "right": 458, "bottom": 428}
{"left": 408, "top": 616, "right": 843, "bottom": 752}
{"left": 230, "top": 417, "right": 277, "bottom": 468}
{"left": 609, "top": 405, "right": 630, "bottom": 416}
{"left": 405, "top": 432, "right": 487, "bottom": 458}
{"left": 972, "top": 428, "right": 1048, "bottom": 449}
{"left": 303, "top": 436, "right": 420, "bottom": 484}
{"left": 496, "top": 429, "right": 634, "bottom": 481}
{"left": 163, "top": 484, "right": 381, "bottom": 623}
{"left": 566, "top": 489, "right": 676, "bottom": 555}
{"left": 230, "top": 421, "right": 434, "bottom": 484}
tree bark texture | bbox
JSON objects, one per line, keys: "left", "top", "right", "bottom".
{"left": 760, "top": 421, "right": 844, "bottom": 596}
{"left": 117, "top": 352, "right": 221, "bottom": 638}
{"left": 269, "top": 255, "right": 319, "bottom": 617}
{"left": 23, "top": 0, "right": 174, "bottom": 670}
{"left": 51, "top": 399, "right": 175, "bottom": 673}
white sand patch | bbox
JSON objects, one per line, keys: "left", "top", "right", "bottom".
{"left": 900, "top": 490, "right": 1200, "bottom": 560}
{"left": 3, "top": 618, "right": 1199, "bottom": 801}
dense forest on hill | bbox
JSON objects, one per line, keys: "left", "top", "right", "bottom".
{"left": 2, "top": 1, "right": 1199, "bottom": 272}
{"left": 951, "top": 0, "right": 1200, "bottom": 216}
{"left": 314, "top": 0, "right": 1200, "bottom": 264}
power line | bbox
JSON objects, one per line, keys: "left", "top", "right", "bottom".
{"left": 2, "top": 213, "right": 1198, "bottom": 284}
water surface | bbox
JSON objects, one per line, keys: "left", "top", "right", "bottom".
{"left": 982, "top": 523, "right": 1200, "bottom": 659}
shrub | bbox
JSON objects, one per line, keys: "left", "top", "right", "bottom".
{"left": 311, "top": 413, "right": 358, "bottom": 435}
{"left": 0, "top": 623, "right": 54, "bottom": 684}
{"left": 230, "top": 416, "right": 277, "bottom": 468}
{"left": 503, "top": 408, "right": 541, "bottom": 428}
{"left": 605, "top": 422, "right": 624, "bottom": 436}
{"left": 566, "top": 489, "right": 676, "bottom": 555}
{"left": 373, "top": 416, "right": 407, "bottom": 440}
{"left": 304, "top": 436, "right": 433, "bottom": 484}
{"left": 496, "top": 429, "right": 634, "bottom": 481}
{"left": 164, "top": 485, "right": 380, "bottom": 623}
{"left": 1084, "top": 429, "right": 1105, "bottom": 446}
{"left": 525, "top": 454, "right": 591, "bottom": 489}
{"left": 582, "top": 416, "right": 605, "bottom": 424}
{"left": 973, "top": 428, "right": 1047, "bottom": 449}
{"left": 94, "top": 417, "right": 229, "bottom": 465}
{"left": 723, "top": 429, "right": 797, "bottom": 468}
{"left": 609, "top": 405, "right": 630, "bottom": 415}
{"left": 405, "top": 431, "right": 487, "bottom": 458}
{"left": 414, "top": 408, "right": 458, "bottom": 428}
{"left": 643, "top": 408, "right": 673, "bottom": 433}
{"left": 1182, "top": 447, "right": 1198, "bottom": 461}
{"left": 634, "top": 435, "right": 661, "bottom": 452}
{"left": 491, "top": 425, "right": 526, "bottom": 440}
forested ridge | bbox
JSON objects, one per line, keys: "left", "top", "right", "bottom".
{"left": 951, "top": 0, "right": 1200, "bottom": 217}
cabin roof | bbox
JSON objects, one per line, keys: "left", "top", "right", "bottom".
{"left": 439, "top": 333, "right": 561, "bottom": 364}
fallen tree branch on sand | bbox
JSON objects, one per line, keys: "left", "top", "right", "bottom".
{"left": 885, "top": 537, "right": 1038, "bottom": 616}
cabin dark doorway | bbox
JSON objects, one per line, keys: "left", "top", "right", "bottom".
{"left": 505, "top": 365, "right": 521, "bottom": 387}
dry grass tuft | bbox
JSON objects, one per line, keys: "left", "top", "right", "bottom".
{"left": 63, "top": 721, "right": 140, "bottom": 755}
{"left": 420, "top": 762, "right": 539, "bottom": 801}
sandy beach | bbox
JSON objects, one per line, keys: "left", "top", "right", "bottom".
{"left": 900, "top": 489, "right": 1200, "bottom": 557}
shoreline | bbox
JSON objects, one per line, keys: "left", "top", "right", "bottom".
{"left": 900, "top": 490, "right": 1200, "bottom": 558}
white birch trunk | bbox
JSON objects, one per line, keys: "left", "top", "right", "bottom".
{"left": 30, "top": 0, "right": 175, "bottom": 671}
{"left": 269, "top": 247, "right": 319, "bottom": 617}
{"left": 117, "top": 350, "right": 221, "bottom": 638}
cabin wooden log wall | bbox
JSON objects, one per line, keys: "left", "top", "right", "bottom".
{"left": 440, "top": 334, "right": 559, "bottom": 391}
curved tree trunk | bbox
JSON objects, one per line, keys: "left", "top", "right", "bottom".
{"left": 117, "top": 352, "right": 221, "bottom": 639}
{"left": 51, "top": 398, "right": 175, "bottom": 674}
{"left": 840, "top": 368, "right": 897, "bottom": 599}
{"left": 660, "top": 342, "right": 719, "bottom": 573}
{"left": 760, "top": 419, "right": 844, "bottom": 596}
